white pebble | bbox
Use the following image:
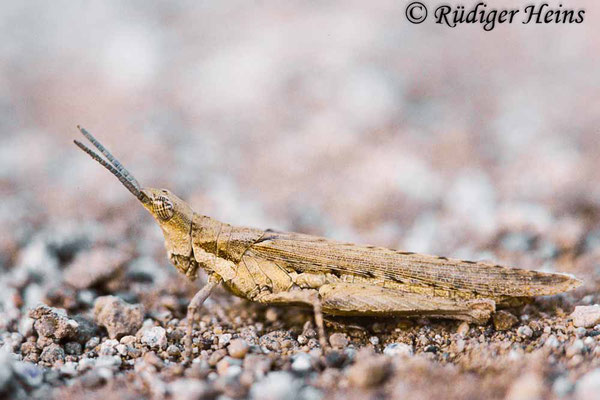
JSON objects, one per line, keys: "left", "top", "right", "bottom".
{"left": 517, "top": 325, "right": 533, "bottom": 338}
{"left": 95, "top": 355, "right": 122, "bottom": 370}
{"left": 291, "top": 353, "right": 312, "bottom": 373}
{"left": 383, "top": 343, "right": 413, "bottom": 357}
{"left": 250, "top": 371, "right": 302, "bottom": 400}
{"left": 141, "top": 326, "right": 167, "bottom": 349}
{"left": 219, "top": 333, "right": 232, "bottom": 347}
{"left": 99, "top": 339, "right": 119, "bottom": 356}
{"left": 571, "top": 305, "right": 600, "bottom": 328}
{"left": 116, "top": 344, "right": 128, "bottom": 356}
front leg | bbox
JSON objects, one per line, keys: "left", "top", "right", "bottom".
{"left": 185, "top": 275, "right": 221, "bottom": 363}
{"left": 255, "top": 289, "right": 328, "bottom": 349}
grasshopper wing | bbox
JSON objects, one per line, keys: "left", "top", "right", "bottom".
{"left": 249, "top": 231, "right": 581, "bottom": 298}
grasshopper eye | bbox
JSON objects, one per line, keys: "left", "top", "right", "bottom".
{"left": 153, "top": 195, "right": 174, "bottom": 221}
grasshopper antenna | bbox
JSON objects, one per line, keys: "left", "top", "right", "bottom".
{"left": 77, "top": 125, "right": 141, "bottom": 189}
{"left": 74, "top": 127, "right": 147, "bottom": 202}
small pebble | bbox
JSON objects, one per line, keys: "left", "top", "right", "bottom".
{"left": 167, "top": 344, "right": 181, "bottom": 358}
{"left": 224, "top": 364, "right": 243, "bottom": 378}
{"left": 383, "top": 343, "right": 413, "bottom": 357}
{"left": 324, "top": 350, "right": 346, "bottom": 368}
{"left": 297, "top": 335, "right": 308, "bottom": 345}
{"left": 116, "top": 344, "right": 127, "bottom": 356}
{"left": 243, "top": 354, "right": 272, "bottom": 378}
{"left": 208, "top": 349, "right": 227, "bottom": 367}
{"left": 517, "top": 325, "right": 533, "bottom": 338}
{"left": 216, "top": 356, "right": 242, "bottom": 376}
{"left": 493, "top": 311, "right": 518, "bottom": 331}
{"left": 424, "top": 345, "right": 438, "bottom": 353}
{"left": 64, "top": 342, "right": 82, "bottom": 355}
{"left": 219, "top": 333, "right": 232, "bottom": 347}
{"left": 571, "top": 305, "right": 600, "bottom": 328}
{"left": 99, "top": 339, "right": 119, "bottom": 356}
{"left": 329, "top": 333, "right": 348, "bottom": 349}
{"left": 291, "top": 352, "right": 312, "bottom": 373}
{"left": 169, "top": 378, "right": 210, "bottom": 400}
{"left": 249, "top": 371, "right": 302, "bottom": 400}
{"left": 265, "top": 308, "right": 279, "bottom": 323}
{"left": 86, "top": 337, "right": 100, "bottom": 350}
{"left": 227, "top": 338, "right": 249, "bottom": 359}
{"left": 29, "top": 305, "right": 80, "bottom": 341}
{"left": 40, "top": 343, "right": 65, "bottom": 365}
{"left": 120, "top": 335, "right": 137, "bottom": 345}
{"left": 95, "top": 355, "right": 122, "bottom": 370}
{"left": 140, "top": 326, "right": 168, "bottom": 349}
{"left": 347, "top": 353, "right": 389, "bottom": 388}
{"left": 94, "top": 296, "right": 144, "bottom": 339}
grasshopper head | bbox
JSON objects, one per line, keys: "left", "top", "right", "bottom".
{"left": 74, "top": 127, "right": 197, "bottom": 278}
{"left": 139, "top": 187, "right": 194, "bottom": 257}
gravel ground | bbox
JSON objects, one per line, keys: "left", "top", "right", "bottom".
{"left": 1, "top": 226, "right": 599, "bottom": 400}
{"left": 2, "top": 1, "right": 600, "bottom": 399}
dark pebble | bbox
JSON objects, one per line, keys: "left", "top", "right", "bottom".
{"left": 325, "top": 350, "right": 346, "bottom": 368}
{"left": 424, "top": 345, "right": 439, "bottom": 354}
{"left": 40, "top": 344, "right": 65, "bottom": 365}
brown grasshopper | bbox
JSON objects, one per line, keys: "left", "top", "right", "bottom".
{"left": 74, "top": 126, "right": 581, "bottom": 361}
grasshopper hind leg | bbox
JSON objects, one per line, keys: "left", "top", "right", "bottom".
{"left": 318, "top": 283, "right": 495, "bottom": 324}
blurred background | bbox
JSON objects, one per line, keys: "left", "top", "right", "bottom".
{"left": 1, "top": 0, "right": 599, "bottom": 305}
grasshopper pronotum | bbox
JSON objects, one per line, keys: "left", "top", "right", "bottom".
{"left": 74, "top": 127, "right": 581, "bottom": 361}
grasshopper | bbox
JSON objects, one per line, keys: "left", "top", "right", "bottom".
{"left": 74, "top": 126, "right": 581, "bottom": 361}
